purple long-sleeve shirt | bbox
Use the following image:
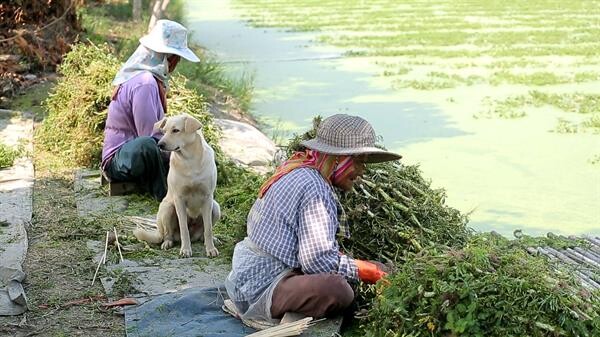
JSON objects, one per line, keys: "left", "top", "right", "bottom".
{"left": 101, "top": 72, "right": 164, "bottom": 169}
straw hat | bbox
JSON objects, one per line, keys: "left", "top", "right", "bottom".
{"left": 139, "top": 20, "right": 200, "bottom": 62}
{"left": 301, "top": 114, "right": 402, "bottom": 163}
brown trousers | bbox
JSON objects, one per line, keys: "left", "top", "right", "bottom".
{"left": 270, "top": 270, "right": 355, "bottom": 319}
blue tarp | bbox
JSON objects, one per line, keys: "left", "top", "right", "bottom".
{"left": 124, "top": 286, "right": 255, "bottom": 337}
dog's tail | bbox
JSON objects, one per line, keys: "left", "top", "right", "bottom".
{"left": 133, "top": 227, "right": 163, "bottom": 244}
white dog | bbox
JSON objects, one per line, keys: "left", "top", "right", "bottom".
{"left": 133, "top": 113, "right": 220, "bottom": 257}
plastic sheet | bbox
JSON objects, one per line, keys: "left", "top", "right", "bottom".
{"left": 124, "top": 286, "right": 255, "bottom": 337}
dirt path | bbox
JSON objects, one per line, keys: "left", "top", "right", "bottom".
{"left": 1, "top": 173, "right": 123, "bottom": 336}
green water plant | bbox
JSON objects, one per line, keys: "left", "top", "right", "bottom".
{"left": 361, "top": 233, "right": 600, "bottom": 337}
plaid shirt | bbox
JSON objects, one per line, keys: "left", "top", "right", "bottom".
{"left": 227, "top": 167, "right": 358, "bottom": 304}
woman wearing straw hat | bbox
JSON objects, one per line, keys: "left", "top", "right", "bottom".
{"left": 101, "top": 20, "right": 200, "bottom": 201}
{"left": 225, "top": 114, "right": 401, "bottom": 324}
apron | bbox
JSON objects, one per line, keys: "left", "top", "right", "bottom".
{"left": 225, "top": 238, "right": 291, "bottom": 323}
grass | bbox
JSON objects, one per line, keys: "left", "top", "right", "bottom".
{"left": 582, "top": 114, "right": 600, "bottom": 133}
{"left": 474, "top": 91, "right": 600, "bottom": 130}
{"left": 0, "top": 142, "right": 21, "bottom": 168}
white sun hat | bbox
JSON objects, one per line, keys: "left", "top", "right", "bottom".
{"left": 139, "top": 20, "right": 200, "bottom": 62}
{"left": 301, "top": 114, "right": 402, "bottom": 163}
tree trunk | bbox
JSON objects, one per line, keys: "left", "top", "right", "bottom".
{"left": 148, "top": 0, "right": 171, "bottom": 32}
{"left": 132, "top": 0, "right": 142, "bottom": 21}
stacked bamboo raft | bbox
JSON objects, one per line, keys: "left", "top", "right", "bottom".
{"left": 526, "top": 235, "right": 600, "bottom": 290}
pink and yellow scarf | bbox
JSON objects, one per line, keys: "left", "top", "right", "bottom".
{"left": 258, "top": 149, "right": 355, "bottom": 198}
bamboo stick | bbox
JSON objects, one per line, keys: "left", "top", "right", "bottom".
{"left": 575, "top": 272, "right": 600, "bottom": 290}
{"left": 526, "top": 247, "right": 538, "bottom": 255}
{"left": 573, "top": 247, "right": 600, "bottom": 264}
{"left": 536, "top": 248, "right": 599, "bottom": 290}
{"left": 92, "top": 231, "right": 109, "bottom": 286}
{"left": 573, "top": 247, "right": 600, "bottom": 263}
{"left": 543, "top": 248, "right": 600, "bottom": 289}
{"left": 541, "top": 247, "right": 577, "bottom": 265}
{"left": 584, "top": 236, "right": 600, "bottom": 247}
{"left": 564, "top": 249, "right": 600, "bottom": 269}
{"left": 114, "top": 227, "right": 124, "bottom": 263}
{"left": 544, "top": 247, "right": 598, "bottom": 281}
{"left": 245, "top": 317, "right": 314, "bottom": 337}
{"left": 582, "top": 238, "right": 600, "bottom": 255}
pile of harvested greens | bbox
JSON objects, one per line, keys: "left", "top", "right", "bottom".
{"left": 37, "top": 43, "right": 220, "bottom": 167}
{"left": 362, "top": 234, "right": 600, "bottom": 337}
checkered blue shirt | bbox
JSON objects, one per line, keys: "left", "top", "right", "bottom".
{"left": 226, "top": 168, "right": 358, "bottom": 304}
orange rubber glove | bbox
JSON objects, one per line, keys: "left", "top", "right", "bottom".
{"left": 355, "top": 259, "right": 387, "bottom": 284}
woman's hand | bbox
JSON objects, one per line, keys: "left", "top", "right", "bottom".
{"left": 355, "top": 259, "right": 388, "bottom": 284}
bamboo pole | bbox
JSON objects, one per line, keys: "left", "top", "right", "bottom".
{"left": 580, "top": 247, "right": 600, "bottom": 261}
{"left": 114, "top": 227, "right": 124, "bottom": 263}
{"left": 92, "top": 231, "right": 110, "bottom": 286}
{"left": 245, "top": 317, "right": 315, "bottom": 337}
{"left": 542, "top": 247, "right": 600, "bottom": 289}
{"left": 573, "top": 247, "right": 600, "bottom": 264}
{"left": 583, "top": 237, "right": 600, "bottom": 255}
{"left": 584, "top": 236, "right": 600, "bottom": 247}
{"left": 564, "top": 248, "right": 600, "bottom": 269}
{"left": 541, "top": 247, "right": 577, "bottom": 265}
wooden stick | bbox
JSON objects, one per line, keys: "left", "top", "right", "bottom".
{"left": 536, "top": 248, "right": 600, "bottom": 290}
{"left": 92, "top": 231, "right": 110, "bottom": 286}
{"left": 542, "top": 247, "right": 600, "bottom": 289}
{"left": 570, "top": 247, "right": 600, "bottom": 266}
{"left": 102, "top": 297, "right": 138, "bottom": 308}
{"left": 584, "top": 236, "right": 600, "bottom": 248}
{"left": 102, "top": 230, "right": 109, "bottom": 264}
{"left": 564, "top": 248, "right": 600, "bottom": 269}
{"left": 125, "top": 215, "right": 158, "bottom": 232}
{"left": 544, "top": 247, "right": 578, "bottom": 265}
{"left": 246, "top": 317, "right": 314, "bottom": 337}
{"left": 573, "top": 247, "right": 600, "bottom": 263}
{"left": 114, "top": 227, "right": 124, "bottom": 263}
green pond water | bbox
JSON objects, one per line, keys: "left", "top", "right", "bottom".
{"left": 186, "top": 0, "right": 600, "bottom": 237}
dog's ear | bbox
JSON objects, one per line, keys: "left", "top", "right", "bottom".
{"left": 184, "top": 115, "right": 202, "bottom": 133}
{"left": 154, "top": 117, "right": 167, "bottom": 131}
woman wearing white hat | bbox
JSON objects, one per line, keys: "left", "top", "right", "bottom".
{"left": 225, "top": 114, "right": 401, "bottom": 325}
{"left": 101, "top": 20, "right": 200, "bottom": 200}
